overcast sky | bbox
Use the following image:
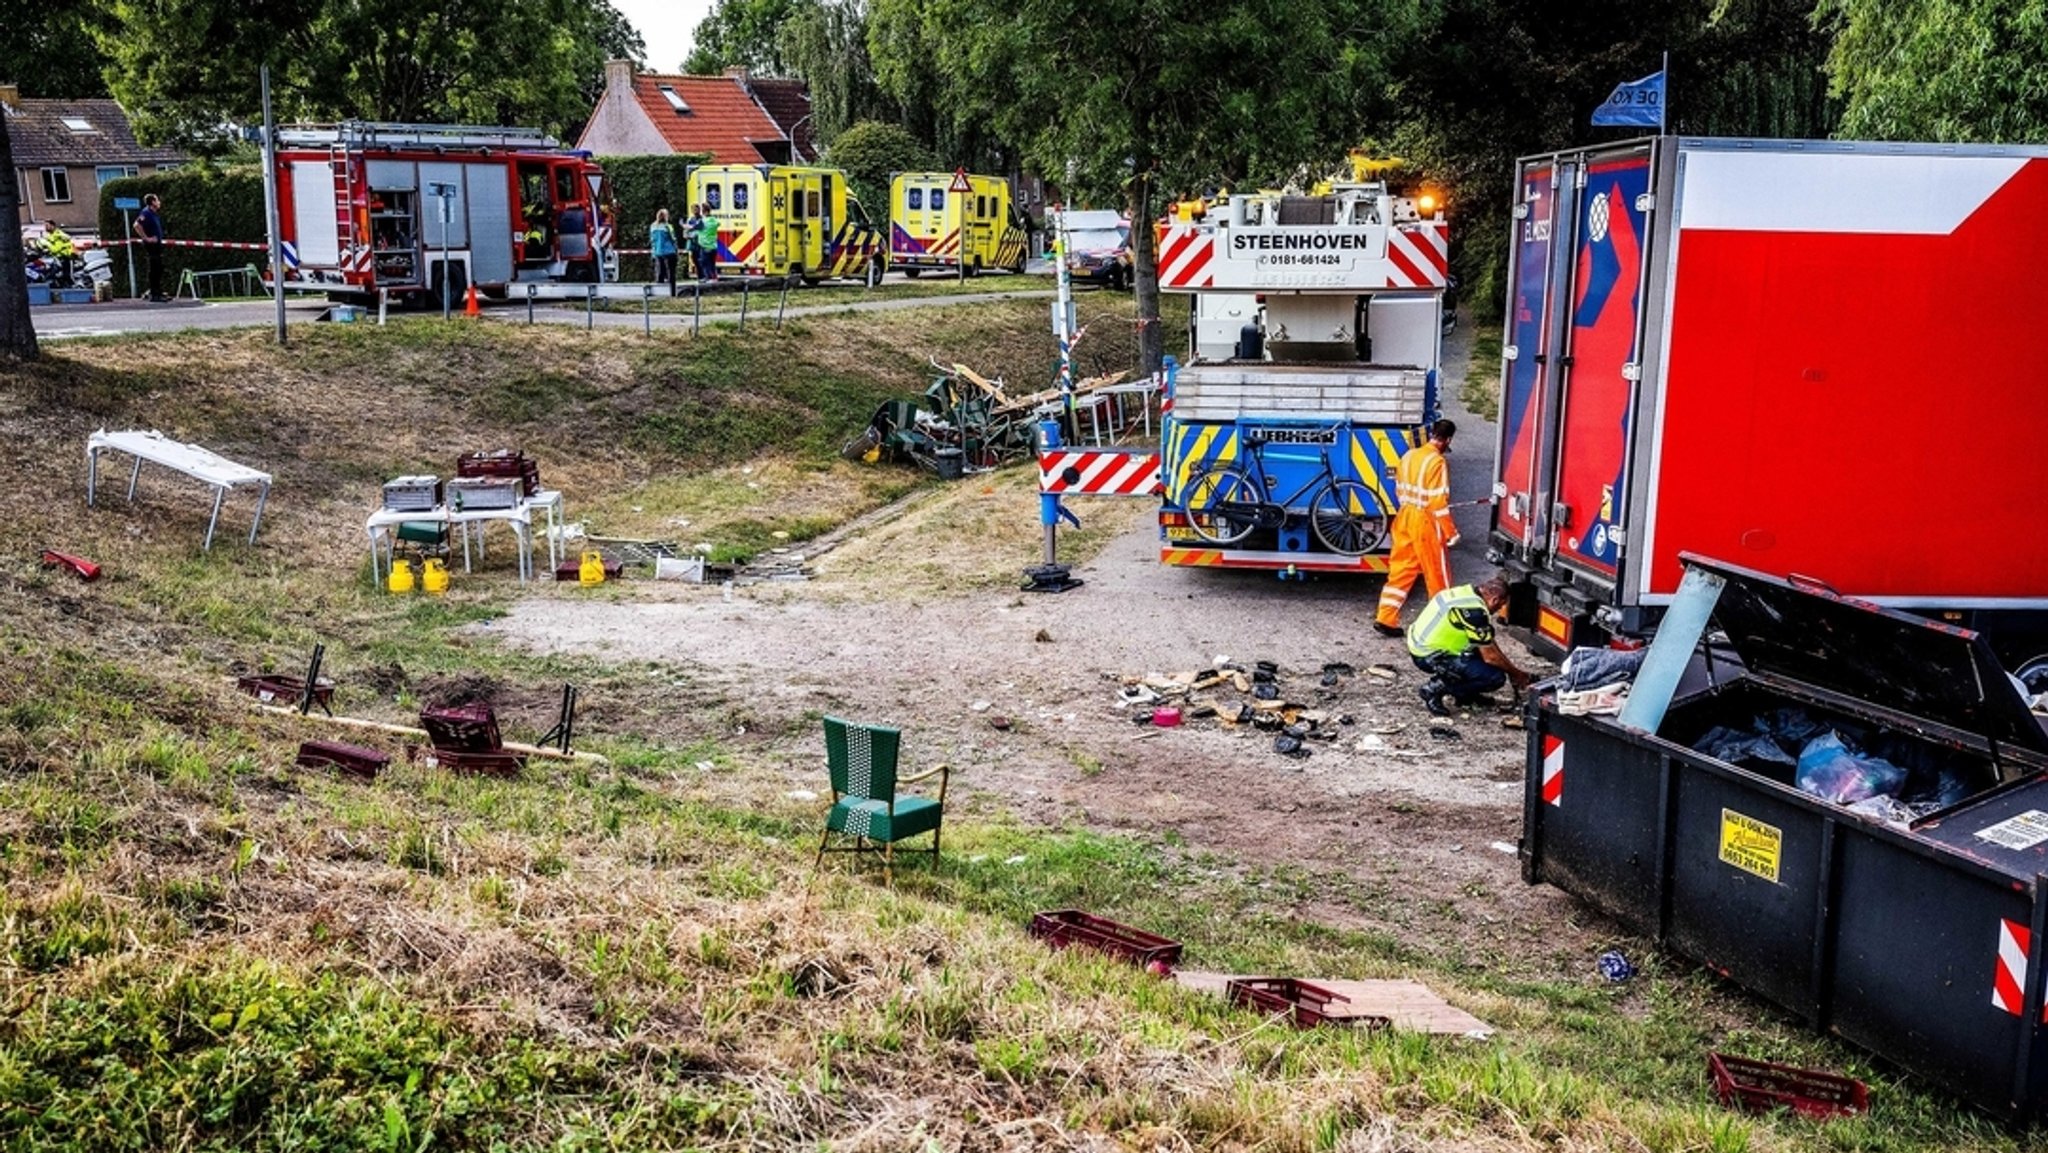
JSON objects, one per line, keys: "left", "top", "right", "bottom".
{"left": 612, "top": 0, "right": 716, "bottom": 73}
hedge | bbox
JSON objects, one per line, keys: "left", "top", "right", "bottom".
{"left": 97, "top": 168, "right": 267, "bottom": 299}
{"left": 598, "top": 153, "right": 712, "bottom": 283}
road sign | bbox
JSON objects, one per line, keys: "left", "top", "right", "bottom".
{"left": 114, "top": 197, "right": 142, "bottom": 210}
{"left": 951, "top": 168, "right": 972, "bottom": 194}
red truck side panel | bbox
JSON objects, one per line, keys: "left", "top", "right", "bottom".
{"left": 1644, "top": 152, "right": 2048, "bottom": 601}
{"left": 1551, "top": 153, "right": 1654, "bottom": 580}
{"left": 1496, "top": 164, "right": 1563, "bottom": 549}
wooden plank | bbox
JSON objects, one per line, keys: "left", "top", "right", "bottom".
{"left": 1174, "top": 971, "right": 1495, "bottom": 1037}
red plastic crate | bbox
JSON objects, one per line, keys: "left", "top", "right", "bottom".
{"left": 1028, "top": 910, "right": 1183, "bottom": 973}
{"left": 555, "top": 556, "right": 624, "bottom": 581}
{"left": 421, "top": 747, "right": 525, "bottom": 777}
{"left": 1226, "top": 977, "right": 1376, "bottom": 1029}
{"left": 457, "top": 450, "right": 541, "bottom": 497}
{"left": 237, "top": 673, "right": 334, "bottom": 708}
{"left": 294, "top": 739, "right": 389, "bottom": 780}
{"left": 1709, "top": 1052, "right": 1869, "bottom": 1119}
{"left": 420, "top": 702, "right": 503, "bottom": 752}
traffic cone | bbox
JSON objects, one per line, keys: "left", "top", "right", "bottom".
{"left": 464, "top": 282, "right": 481, "bottom": 317}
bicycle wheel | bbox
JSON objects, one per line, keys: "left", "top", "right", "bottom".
{"left": 1183, "top": 466, "right": 1262, "bottom": 545}
{"left": 1309, "top": 479, "right": 1389, "bottom": 555}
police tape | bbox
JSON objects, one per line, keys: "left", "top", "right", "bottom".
{"left": 77, "top": 238, "right": 271, "bottom": 252}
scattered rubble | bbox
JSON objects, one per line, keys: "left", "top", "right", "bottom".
{"left": 1097, "top": 655, "right": 1496, "bottom": 762}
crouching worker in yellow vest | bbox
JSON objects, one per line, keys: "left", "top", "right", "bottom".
{"left": 1406, "top": 576, "right": 1533, "bottom": 717}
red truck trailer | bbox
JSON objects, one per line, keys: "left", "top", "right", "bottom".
{"left": 1489, "top": 136, "right": 2048, "bottom": 677}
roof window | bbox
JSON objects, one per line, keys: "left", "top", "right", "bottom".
{"left": 657, "top": 86, "right": 689, "bottom": 114}
{"left": 61, "top": 117, "right": 96, "bottom": 133}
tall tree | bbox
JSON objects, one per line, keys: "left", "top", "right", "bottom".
{"left": 686, "top": 0, "right": 815, "bottom": 74}
{"left": 1821, "top": 0, "right": 2048, "bottom": 141}
{"left": 0, "top": 0, "right": 109, "bottom": 99}
{"left": 96, "top": 0, "right": 638, "bottom": 151}
{"left": 0, "top": 109, "right": 40, "bottom": 362}
{"left": 874, "top": 0, "right": 1407, "bottom": 373}
{"left": 781, "top": 0, "right": 889, "bottom": 143}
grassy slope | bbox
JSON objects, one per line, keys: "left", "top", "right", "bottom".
{"left": 0, "top": 305, "right": 2020, "bottom": 1151}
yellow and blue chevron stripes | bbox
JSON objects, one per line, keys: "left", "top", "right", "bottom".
{"left": 1163, "top": 423, "right": 1242, "bottom": 505}
{"left": 1162, "top": 421, "right": 1416, "bottom": 513}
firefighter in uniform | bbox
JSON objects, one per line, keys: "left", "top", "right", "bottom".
{"left": 1373, "top": 418, "right": 1459, "bottom": 636}
{"left": 1407, "top": 577, "right": 1532, "bottom": 716}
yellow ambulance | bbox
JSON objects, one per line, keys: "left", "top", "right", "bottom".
{"left": 686, "top": 164, "right": 886, "bottom": 285}
{"left": 888, "top": 171, "right": 1028, "bottom": 276}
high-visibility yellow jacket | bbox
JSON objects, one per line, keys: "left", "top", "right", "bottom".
{"left": 1406, "top": 584, "right": 1494, "bottom": 658}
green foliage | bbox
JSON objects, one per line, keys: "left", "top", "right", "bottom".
{"left": 872, "top": 0, "right": 1411, "bottom": 371}
{"left": 1822, "top": 0, "right": 2048, "bottom": 141}
{"left": 685, "top": 0, "right": 816, "bottom": 74}
{"left": 1377, "top": 0, "right": 1840, "bottom": 323}
{"left": 0, "top": 0, "right": 107, "bottom": 100}
{"left": 93, "top": 0, "right": 631, "bottom": 153}
{"left": 598, "top": 153, "right": 712, "bottom": 281}
{"left": 824, "top": 120, "right": 936, "bottom": 211}
{"left": 782, "top": 1, "right": 892, "bottom": 144}
{"left": 96, "top": 168, "right": 266, "bottom": 299}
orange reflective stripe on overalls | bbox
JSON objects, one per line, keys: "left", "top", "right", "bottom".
{"left": 1375, "top": 443, "right": 1455, "bottom": 628}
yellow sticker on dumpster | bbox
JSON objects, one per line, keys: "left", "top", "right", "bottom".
{"left": 1719, "top": 809, "right": 1782, "bottom": 883}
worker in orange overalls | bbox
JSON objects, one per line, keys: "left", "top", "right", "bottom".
{"left": 1373, "top": 419, "right": 1459, "bottom": 636}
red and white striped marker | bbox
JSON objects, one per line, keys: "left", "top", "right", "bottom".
{"left": 1541, "top": 734, "right": 1564, "bottom": 806}
{"left": 1038, "top": 449, "right": 1163, "bottom": 497}
{"left": 1995, "top": 918, "right": 2033, "bottom": 1017}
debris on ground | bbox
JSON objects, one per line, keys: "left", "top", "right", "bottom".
{"left": 38, "top": 549, "right": 102, "bottom": 581}
{"left": 1597, "top": 949, "right": 1636, "bottom": 984}
{"left": 1095, "top": 656, "right": 1480, "bottom": 761}
{"left": 1175, "top": 972, "right": 1495, "bottom": 1037}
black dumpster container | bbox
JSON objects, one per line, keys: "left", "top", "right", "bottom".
{"left": 1523, "top": 554, "right": 2048, "bottom": 1118}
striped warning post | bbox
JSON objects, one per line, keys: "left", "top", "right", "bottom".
{"left": 1994, "top": 918, "right": 2033, "bottom": 1017}
{"left": 1542, "top": 734, "right": 1564, "bottom": 806}
{"left": 1039, "top": 449, "right": 1163, "bottom": 496}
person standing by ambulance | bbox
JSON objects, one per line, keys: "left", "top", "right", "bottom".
{"left": 1373, "top": 419, "right": 1459, "bottom": 636}
{"left": 693, "top": 207, "right": 720, "bottom": 281}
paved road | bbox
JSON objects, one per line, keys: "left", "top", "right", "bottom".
{"left": 31, "top": 298, "right": 332, "bottom": 341}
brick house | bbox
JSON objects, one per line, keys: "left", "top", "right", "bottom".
{"left": 576, "top": 60, "right": 817, "bottom": 164}
{"left": 5, "top": 86, "right": 187, "bottom": 236}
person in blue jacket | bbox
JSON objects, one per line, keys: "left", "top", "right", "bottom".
{"left": 648, "top": 208, "right": 679, "bottom": 294}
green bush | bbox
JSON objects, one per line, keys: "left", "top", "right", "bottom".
{"left": 97, "top": 168, "right": 267, "bottom": 299}
{"left": 598, "top": 153, "right": 711, "bottom": 282}
{"left": 824, "top": 121, "right": 936, "bottom": 217}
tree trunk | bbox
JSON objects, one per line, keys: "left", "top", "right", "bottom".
{"left": 1128, "top": 164, "right": 1163, "bottom": 375}
{"left": 0, "top": 105, "right": 41, "bottom": 361}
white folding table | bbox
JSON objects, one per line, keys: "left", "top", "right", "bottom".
{"left": 86, "top": 429, "right": 273, "bottom": 550}
{"left": 367, "top": 495, "right": 556, "bottom": 586}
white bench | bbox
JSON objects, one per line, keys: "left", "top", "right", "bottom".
{"left": 86, "top": 429, "right": 273, "bottom": 550}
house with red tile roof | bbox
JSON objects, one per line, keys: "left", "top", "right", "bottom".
{"left": 577, "top": 60, "right": 818, "bottom": 164}
{"left": 5, "top": 85, "right": 187, "bottom": 235}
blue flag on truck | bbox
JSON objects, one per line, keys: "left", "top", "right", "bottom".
{"left": 1592, "top": 70, "right": 1666, "bottom": 128}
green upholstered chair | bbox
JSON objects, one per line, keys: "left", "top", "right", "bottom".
{"left": 815, "top": 716, "right": 949, "bottom": 886}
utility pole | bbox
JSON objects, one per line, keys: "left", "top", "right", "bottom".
{"left": 260, "top": 64, "right": 286, "bottom": 344}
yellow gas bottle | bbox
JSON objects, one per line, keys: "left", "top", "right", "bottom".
{"left": 578, "top": 550, "right": 607, "bottom": 586}
{"left": 421, "top": 557, "right": 449, "bottom": 595}
{"left": 386, "top": 557, "right": 415, "bottom": 594}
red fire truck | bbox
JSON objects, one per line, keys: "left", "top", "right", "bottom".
{"left": 271, "top": 121, "right": 615, "bottom": 302}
